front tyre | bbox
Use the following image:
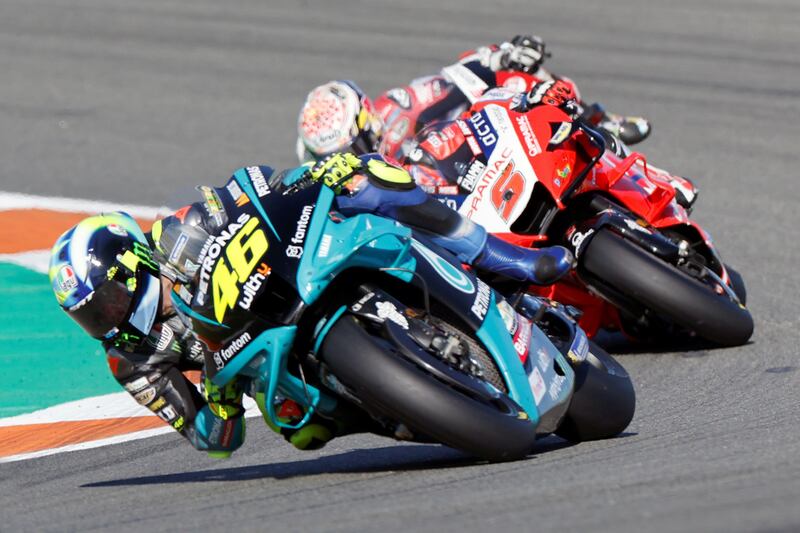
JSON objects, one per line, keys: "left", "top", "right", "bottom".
{"left": 555, "top": 342, "right": 635, "bottom": 442}
{"left": 320, "top": 315, "right": 537, "bottom": 462}
{"left": 581, "top": 229, "right": 753, "bottom": 346}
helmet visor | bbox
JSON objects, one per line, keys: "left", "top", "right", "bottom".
{"left": 67, "top": 280, "right": 133, "bottom": 339}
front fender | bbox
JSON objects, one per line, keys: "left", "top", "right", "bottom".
{"left": 566, "top": 209, "right": 681, "bottom": 263}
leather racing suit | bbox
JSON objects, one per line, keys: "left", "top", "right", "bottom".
{"left": 106, "top": 154, "right": 573, "bottom": 456}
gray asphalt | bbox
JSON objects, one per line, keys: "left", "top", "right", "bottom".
{"left": 1, "top": 0, "right": 800, "bottom": 531}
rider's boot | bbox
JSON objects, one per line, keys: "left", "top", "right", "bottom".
{"left": 598, "top": 112, "right": 651, "bottom": 146}
{"left": 581, "top": 102, "right": 651, "bottom": 146}
{"left": 256, "top": 393, "right": 339, "bottom": 451}
{"left": 474, "top": 234, "right": 574, "bottom": 285}
{"left": 668, "top": 175, "right": 699, "bottom": 209}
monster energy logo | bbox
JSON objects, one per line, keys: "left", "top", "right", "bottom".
{"left": 132, "top": 241, "right": 159, "bottom": 272}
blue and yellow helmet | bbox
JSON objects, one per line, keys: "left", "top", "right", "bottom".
{"left": 49, "top": 212, "right": 161, "bottom": 342}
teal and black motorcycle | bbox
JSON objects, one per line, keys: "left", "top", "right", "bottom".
{"left": 176, "top": 168, "right": 635, "bottom": 461}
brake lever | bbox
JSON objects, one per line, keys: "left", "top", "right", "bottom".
{"left": 283, "top": 174, "right": 314, "bottom": 195}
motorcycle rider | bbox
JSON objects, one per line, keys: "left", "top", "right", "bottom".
{"left": 49, "top": 153, "right": 574, "bottom": 457}
{"left": 296, "top": 34, "right": 652, "bottom": 163}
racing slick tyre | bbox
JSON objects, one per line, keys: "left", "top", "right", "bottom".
{"left": 555, "top": 341, "right": 635, "bottom": 442}
{"left": 580, "top": 229, "right": 753, "bottom": 347}
{"left": 320, "top": 315, "right": 537, "bottom": 462}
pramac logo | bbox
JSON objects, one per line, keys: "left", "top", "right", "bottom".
{"left": 411, "top": 240, "right": 475, "bottom": 294}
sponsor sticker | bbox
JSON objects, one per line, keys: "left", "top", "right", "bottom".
{"left": 226, "top": 180, "right": 243, "bottom": 202}
{"left": 246, "top": 166, "right": 270, "bottom": 197}
{"left": 350, "top": 291, "right": 375, "bottom": 312}
{"left": 196, "top": 213, "right": 251, "bottom": 306}
{"left": 124, "top": 376, "right": 150, "bottom": 393}
{"left": 458, "top": 159, "right": 486, "bottom": 192}
{"left": 375, "top": 301, "right": 409, "bottom": 329}
{"left": 471, "top": 279, "right": 492, "bottom": 321}
{"left": 133, "top": 387, "right": 156, "bottom": 406}
{"left": 549, "top": 375, "right": 566, "bottom": 401}
{"left": 387, "top": 117, "right": 410, "bottom": 143}
{"left": 107, "top": 224, "right": 129, "bottom": 237}
{"left": 468, "top": 111, "right": 497, "bottom": 155}
{"left": 318, "top": 234, "right": 332, "bottom": 258}
{"left": 285, "top": 204, "right": 314, "bottom": 259}
{"left": 168, "top": 233, "right": 189, "bottom": 264}
{"left": 569, "top": 228, "right": 595, "bottom": 256}
{"left": 549, "top": 122, "right": 573, "bottom": 146}
{"left": 55, "top": 265, "right": 78, "bottom": 297}
{"left": 530, "top": 367, "right": 546, "bottom": 405}
{"left": 515, "top": 115, "right": 542, "bottom": 157}
{"left": 156, "top": 405, "right": 178, "bottom": 423}
{"left": 214, "top": 331, "right": 252, "bottom": 370}
{"left": 156, "top": 324, "right": 174, "bottom": 352}
{"left": 386, "top": 88, "right": 411, "bottom": 109}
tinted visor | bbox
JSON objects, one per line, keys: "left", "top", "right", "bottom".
{"left": 348, "top": 129, "right": 378, "bottom": 156}
{"left": 67, "top": 280, "right": 134, "bottom": 339}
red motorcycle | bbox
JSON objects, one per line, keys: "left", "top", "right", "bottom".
{"left": 402, "top": 90, "right": 753, "bottom": 346}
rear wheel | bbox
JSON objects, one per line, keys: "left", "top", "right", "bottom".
{"left": 555, "top": 341, "right": 635, "bottom": 442}
{"left": 580, "top": 229, "right": 753, "bottom": 346}
{"left": 320, "top": 315, "right": 537, "bottom": 461}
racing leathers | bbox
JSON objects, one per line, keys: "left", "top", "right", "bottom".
{"left": 104, "top": 307, "right": 246, "bottom": 458}
{"left": 373, "top": 35, "right": 651, "bottom": 162}
{"left": 118, "top": 153, "right": 572, "bottom": 456}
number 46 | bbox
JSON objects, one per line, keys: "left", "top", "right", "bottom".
{"left": 212, "top": 218, "right": 269, "bottom": 322}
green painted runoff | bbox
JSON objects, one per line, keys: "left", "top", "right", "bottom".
{"left": 0, "top": 263, "right": 120, "bottom": 418}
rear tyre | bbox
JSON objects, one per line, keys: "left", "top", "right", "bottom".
{"left": 581, "top": 229, "right": 753, "bottom": 347}
{"left": 555, "top": 342, "right": 635, "bottom": 442}
{"left": 320, "top": 315, "right": 537, "bottom": 461}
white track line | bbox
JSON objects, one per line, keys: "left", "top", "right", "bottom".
{"left": 1, "top": 409, "right": 264, "bottom": 464}
{"left": 0, "top": 426, "right": 176, "bottom": 464}
{"left": 0, "top": 190, "right": 169, "bottom": 219}
{"left": 0, "top": 391, "right": 259, "bottom": 427}
{"left": 0, "top": 250, "right": 51, "bottom": 274}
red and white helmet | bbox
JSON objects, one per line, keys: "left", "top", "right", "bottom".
{"left": 296, "top": 80, "right": 383, "bottom": 162}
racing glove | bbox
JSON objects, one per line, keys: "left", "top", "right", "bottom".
{"left": 202, "top": 372, "right": 244, "bottom": 420}
{"left": 309, "top": 153, "right": 416, "bottom": 193}
{"left": 485, "top": 35, "right": 549, "bottom": 73}
{"left": 308, "top": 152, "right": 363, "bottom": 193}
{"left": 523, "top": 79, "right": 582, "bottom": 118}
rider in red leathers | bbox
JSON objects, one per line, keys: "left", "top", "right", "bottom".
{"left": 296, "top": 36, "right": 696, "bottom": 208}
{"left": 297, "top": 35, "right": 652, "bottom": 164}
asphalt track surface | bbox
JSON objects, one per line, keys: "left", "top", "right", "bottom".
{"left": 1, "top": 0, "right": 799, "bottom": 531}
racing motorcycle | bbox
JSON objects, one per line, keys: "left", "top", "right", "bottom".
{"left": 403, "top": 90, "right": 753, "bottom": 346}
{"left": 175, "top": 167, "right": 635, "bottom": 461}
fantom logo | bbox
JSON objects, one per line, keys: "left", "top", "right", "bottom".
{"left": 214, "top": 331, "right": 252, "bottom": 370}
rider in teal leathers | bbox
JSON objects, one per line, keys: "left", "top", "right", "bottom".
{"left": 49, "top": 153, "right": 573, "bottom": 456}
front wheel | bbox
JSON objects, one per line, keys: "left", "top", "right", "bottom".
{"left": 580, "top": 229, "right": 753, "bottom": 346}
{"left": 320, "top": 315, "right": 537, "bottom": 461}
{"left": 556, "top": 341, "right": 635, "bottom": 442}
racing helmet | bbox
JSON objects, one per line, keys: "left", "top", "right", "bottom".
{"left": 49, "top": 212, "right": 162, "bottom": 343}
{"left": 297, "top": 80, "right": 383, "bottom": 161}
